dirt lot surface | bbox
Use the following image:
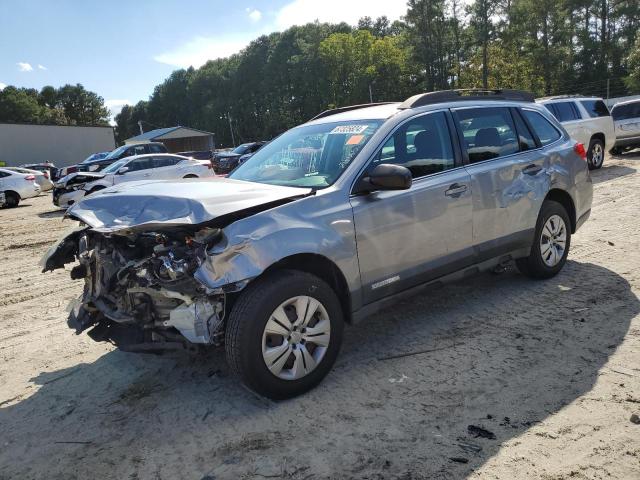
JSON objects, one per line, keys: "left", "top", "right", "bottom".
{"left": 1, "top": 153, "right": 639, "bottom": 480}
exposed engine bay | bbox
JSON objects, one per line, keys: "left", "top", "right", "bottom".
{"left": 44, "top": 226, "right": 227, "bottom": 352}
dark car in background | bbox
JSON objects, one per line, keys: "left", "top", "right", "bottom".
{"left": 56, "top": 152, "right": 109, "bottom": 179}
{"left": 56, "top": 143, "right": 168, "bottom": 179}
{"left": 212, "top": 141, "right": 267, "bottom": 174}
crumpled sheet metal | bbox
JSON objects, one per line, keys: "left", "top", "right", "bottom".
{"left": 66, "top": 177, "right": 312, "bottom": 233}
{"left": 500, "top": 167, "right": 552, "bottom": 207}
{"left": 193, "top": 197, "right": 360, "bottom": 296}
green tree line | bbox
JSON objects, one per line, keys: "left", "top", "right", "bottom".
{"left": 117, "top": 0, "right": 640, "bottom": 146}
{"left": 0, "top": 84, "right": 110, "bottom": 126}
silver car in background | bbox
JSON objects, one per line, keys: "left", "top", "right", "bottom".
{"left": 0, "top": 168, "right": 41, "bottom": 207}
{"left": 44, "top": 89, "right": 593, "bottom": 399}
{"left": 611, "top": 99, "right": 640, "bottom": 154}
{"left": 4, "top": 167, "right": 53, "bottom": 191}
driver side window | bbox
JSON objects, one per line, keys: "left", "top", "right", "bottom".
{"left": 372, "top": 111, "right": 455, "bottom": 178}
{"left": 127, "top": 158, "right": 153, "bottom": 172}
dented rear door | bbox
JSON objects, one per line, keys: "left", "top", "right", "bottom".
{"left": 453, "top": 106, "right": 549, "bottom": 260}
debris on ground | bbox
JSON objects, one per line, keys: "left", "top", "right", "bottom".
{"left": 468, "top": 425, "right": 497, "bottom": 440}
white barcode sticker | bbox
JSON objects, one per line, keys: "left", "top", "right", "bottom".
{"left": 329, "top": 125, "right": 369, "bottom": 135}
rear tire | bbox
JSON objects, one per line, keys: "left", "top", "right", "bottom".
{"left": 587, "top": 138, "right": 605, "bottom": 170}
{"left": 516, "top": 200, "right": 571, "bottom": 279}
{"left": 225, "top": 270, "right": 344, "bottom": 400}
{"left": 4, "top": 192, "right": 19, "bottom": 208}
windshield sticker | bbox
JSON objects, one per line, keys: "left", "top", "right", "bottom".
{"left": 330, "top": 125, "right": 369, "bottom": 135}
{"left": 346, "top": 134, "right": 365, "bottom": 145}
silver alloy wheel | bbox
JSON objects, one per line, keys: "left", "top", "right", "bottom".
{"left": 261, "top": 295, "right": 331, "bottom": 381}
{"left": 540, "top": 214, "right": 567, "bottom": 267}
{"left": 591, "top": 142, "right": 604, "bottom": 167}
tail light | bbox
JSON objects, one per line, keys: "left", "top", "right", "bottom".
{"left": 68, "top": 166, "right": 78, "bottom": 174}
{"left": 43, "top": 171, "right": 49, "bottom": 179}
{"left": 24, "top": 175, "right": 36, "bottom": 181}
{"left": 574, "top": 142, "right": 587, "bottom": 160}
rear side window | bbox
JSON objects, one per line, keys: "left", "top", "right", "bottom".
{"left": 148, "top": 144, "right": 165, "bottom": 153}
{"left": 545, "top": 102, "right": 581, "bottom": 122}
{"left": 512, "top": 110, "right": 536, "bottom": 151}
{"left": 522, "top": 110, "right": 562, "bottom": 146}
{"left": 612, "top": 102, "right": 640, "bottom": 121}
{"left": 581, "top": 100, "right": 610, "bottom": 118}
{"left": 455, "top": 107, "right": 519, "bottom": 163}
{"left": 153, "top": 156, "right": 180, "bottom": 168}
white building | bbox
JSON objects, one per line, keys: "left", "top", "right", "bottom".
{"left": 0, "top": 123, "right": 116, "bottom": 167}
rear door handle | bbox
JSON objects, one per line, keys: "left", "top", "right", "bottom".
{"left": 523, "top": 164, "right": 542, "bottom": 175}
{"left": 445, "top": 183, "right": 468, "bottom": 197}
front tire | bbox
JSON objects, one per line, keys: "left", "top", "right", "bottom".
{"left": 225, "top": 270, "right": 344, "bottom": 400}
{"left": 517, "top": 200, "right": 571, "bottom": 279}
{"left": 587, "top": 138, "right": 605, "bottom": 170}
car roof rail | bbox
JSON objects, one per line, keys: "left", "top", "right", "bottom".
{"left": 399, "top": 89, "right": 535, "bottom": 109}
{"left": 537, "top": 94, "right": 590, "bottom": 101}
{"left": 309, "top": 102, "right": 397, "bottom": 121}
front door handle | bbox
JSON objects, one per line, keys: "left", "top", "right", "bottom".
{"left": 523, "top": 164, "right": 542, "bottom": 175}
{"left": 445, "top": 183, "right": 468, "bottom": 197}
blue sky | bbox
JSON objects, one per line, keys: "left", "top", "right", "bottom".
{"left": 0, "top": 0, "right": 406, "bottom": 120}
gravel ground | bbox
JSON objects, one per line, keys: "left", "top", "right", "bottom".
{"left": 1, "top": 153, "right": 639, "bottom": 480}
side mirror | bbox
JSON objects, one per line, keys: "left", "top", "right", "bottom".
{"left": 117, "top": 166, "right": 129, "bottom": 175}
{"left": 356, "top": 164, "right": 412, "bottom": 194}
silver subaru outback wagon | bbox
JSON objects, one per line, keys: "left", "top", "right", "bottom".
{"left": 43, "top": 90, "right": 593, "bottom": 399}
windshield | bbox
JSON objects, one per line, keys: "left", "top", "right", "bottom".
{"left": 229, "top": 120, "right": 382, "bottom": 188}
{"left": 102, "top": 159, "right": 128, "bottom": 173}
{"left": 81, "top": 152, "right": 108, "bottom": 164}
{"left": 104, "top": 145, "right": 129, "bottom": 160}
{"left": 232, "top": 144, "right": 251, "bottom": 155}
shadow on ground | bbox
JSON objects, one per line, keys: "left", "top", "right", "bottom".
{"left": 37, "top": 209, "right": 66, "bottom": 219}
{"left": 1, "top": 261, "right": 637, "bottom": 479}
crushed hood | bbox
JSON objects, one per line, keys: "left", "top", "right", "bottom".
{"left": 56, "top": 171, "right": 106, "bottom": 187}
{"left": 66, "top": 177, "right": 312, "bottom": 233}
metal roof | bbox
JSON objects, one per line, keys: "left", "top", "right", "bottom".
{"left": 125, "top": 126, "right": 214, "bottom": 143}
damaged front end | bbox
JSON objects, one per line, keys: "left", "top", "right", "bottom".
{"left": 44, "top": 226, "right": 227, "bottom": 353}
{"left": 42, "top": 177, "right": 314, "bottom": 353}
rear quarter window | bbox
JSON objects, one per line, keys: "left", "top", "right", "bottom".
{"left": 581, "top": 100, "right": 610, "bottom": 118}
{"left": 545, "top": 102, "right": 581, "bottom": 122}
{"left": 612, "top": 102, "right": 640, "bottom": 121}
{"left": 522, "top": 110, "right": 562, "bottom": 146}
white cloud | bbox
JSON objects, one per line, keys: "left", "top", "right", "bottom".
{"left": 38, "top": 64, "right": 47, "bottom": 70}
{"left": 17, "top": 62, "right": 33, "bottom": 72}
{"left": 153, "top": 0, "right": 405, "bottom": 69}
{"left": 105, "top": 99, "right": 132, "bottom": 124}
{"left": 154, "top": 36, "right": 250, "bottom": 68}
{"left": 0, "top": 82, "right": 6, "bottom": 90}
{"left": 246, "top": 8, "right": 262, "bottom": 22}
{"left": 276, "top": 0, "right": 406, "bottom": 29}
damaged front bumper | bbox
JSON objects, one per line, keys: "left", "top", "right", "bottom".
{"left": 44, "top": 225, "right": 229, "bottom": 353}
{"left": 42, "top": 179, "right": 313, "bottom": 352}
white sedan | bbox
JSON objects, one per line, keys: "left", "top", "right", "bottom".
{"left": 0, "top": 168, "right": 41, "bottom": 208}
{"left": 53, "top": 153, "right": 215, "bottom": 208}
{"left": 5, "top": 167, "right": 54, "bottom": 191}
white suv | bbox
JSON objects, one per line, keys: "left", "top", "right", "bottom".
{"left": 537, "top": 96, "right": 614, "bottom": 169}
